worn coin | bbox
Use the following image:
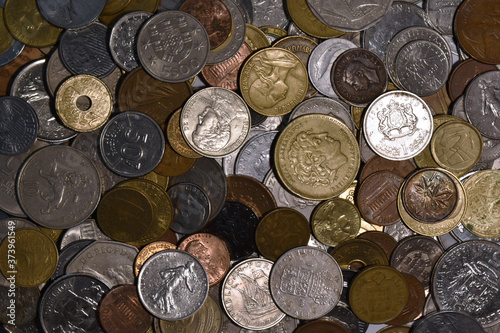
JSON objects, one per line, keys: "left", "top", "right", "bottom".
{"left": 0, "top": 96, "right": 38, "bottom": 155}
{"left": 51, "top": 240, "right": 94, "bottom": 281}
{"left": 294, "top": 319, "right": 350, "bottom": 332}
{"left": 59, "top": 219, "right": 110, "bottom": 250}
{"left": 37, "top": 0, "right": 105, "bottom": 29}
{"left": 225, "top": 174, "right": 277, "bottom": 218}
{"left": 0, "top": 285, "right": 39, "bottom": 326}
{"left": 359, "top": 155, "right": 416, "bottom": 184}
{"left": 286, "top": 0, "right": 344, "bottom": 39}
{"left": 329, "top": 238, "right": 389, "bottom": 270}
{"left": 234, "top": 131, "right": 277, "bottom": 182}
{"left": 357, "top": 231, "right": 398, "bottom": 262}
{"left": 385, "top": 271, "right": 425, "bottom": 324}
{"left": 412, "top": 311, "right": 485, "bottom": 333}
{"left": 447, "top": 59, "right": 498, "bottom": 101}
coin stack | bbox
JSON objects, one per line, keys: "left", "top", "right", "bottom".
{"left": 0, "top": 0, "right": 499, "bottom": 332}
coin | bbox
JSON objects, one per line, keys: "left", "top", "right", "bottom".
{"left": 386, "top": 273, "right": 426, "bottom": 326}
{"left": 412, "top": 311, "right": 485, "bottom": 333}
{"left": 234, "top": 130, "right": 278, "bottom": 182}
{"left": 294, "top": 319, "right": 350, "bottom": 333}
{"left": 134, "top": 241, "right": 177, "bottom": 277}
{"left": 357, "top": 231, "right": 398, "bottom": 262}
{"left": 0, "top": 285, "right": 39, "bottom": 326}
{"left": 0, "top": 96, "right": 38, "bottom": 155}
{"left": 58, "top": 219, "right": 110, "bottom": 250}
{"left": 225, "top": 174, "right": 277, "bottom": 218}
{"left": 359, "top": 155, "right": 416, "bottom": 184}
{"left": 37, "top": 0, "right": 105, "bottom": 29}
{"left": 286, "top": 0, "right": 344, "bottom": 39}
{"left": 447, "top": 59, "right": 498, "bottom": 101}
{"left": 329, "top": 238, "right": 389, "bottom": 270}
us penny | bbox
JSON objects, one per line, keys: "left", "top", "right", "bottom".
{"left": 359, "top": 155, "right": 416, "bottom": 184}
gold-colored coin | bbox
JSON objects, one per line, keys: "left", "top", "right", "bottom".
{"left": 55, "top": 75, "right": 113, "bottom": 132}
{"left": 101, "top": 0, "right": 132, "bottom": 16}
{"left": 255, "top": 208, "right": 310, "bottom": 261}
{"left": 311, "top": 198, "right": 361, "bottom": 247}
{"left": 240, "top": 47, "right": 307, "bottom": 116}
{"left": 142, "top": 171, "right": 169, "bottom": 191}
{"left": 97, "top": 187, "right": 154, "bottom": 243}
{"left": 38, "top": 226, "right": 64, "bottom": 244}
{"left": 134, "top": 241, "right": 177, "bottom": 276}
{"left": 430, "top": 120, "right": 483, "bottom": 177}
{"left": 349, "top": 265, "right": 409, "bottom": 324}
{"left": 0, "top": 8, "right": 15, "bottom": 54}
{"left": 0, "top": 229, "right": 58, "bottom": 287}
{"left": 351, "top": 106, "right": 364, "bottom": 130}
{"left": 377, "top": 326, "right": 410, "bottom": 333}
{"left": 166, "top": 109, "right": 202, "bottom": 159}
{"left": 244, "top": 24, "right": 271, "bottom": 52}
{"left": 462, "top": 170, "right": 500, "bottom": 238}
{"left": 154, "top": 140, "right": 196, "bottom": 177}
{"left": 116, "top": 179, "right": 174, "bottom": 247}
{"left": 328, "top": 239, "right": 389, "bottom": 270}
{"left": 274, "top": 114, "right": 360, "bottom": 200}
{"left": 4, "top": 0, "right": 62, "bottom": 47}
{"left": 286, "top": 0, "right": 344, "bottom": 39}
{"left": 259, "top": 25, "right": 287, "bottom": 39}
{"left": 99, "top": 0, "right": 159, "bottom": 25}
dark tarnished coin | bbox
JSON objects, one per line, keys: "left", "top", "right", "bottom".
{"left": 37, "top": 0, "right": 106, "bottom": 29}
{"left": 58, "top": 22, "right": 116, "bottom": 78}
{"left": 99, "top": 111, "right": 165, "bottom": 177}
{"left": 386, "top": 273, "right": 425, "bottom": 326}
{"left": 0, "top": 285, "right": 39, "bottom": 326}
{"left": 51, "top": 240, "right": 93, "bottom": 281}
{"left": 225, "top": 174, "right": 277, "bottom": 218}
{"left": 332, "top": 48, "right": 388, "bottom": 107}
{"left": 137, "top": 250, "right": 208, "bottom": 321}
{"left": 329, "top": 238, "right": 389, "bottom": 270}
{"left": 294, "top": 319, "right": 350, "bottom": 333}
{"left": 39, "top": 274, "right": 109, "bottom": 333}
{"left": 0, "top": 96, "right": 38, "bottom": 155}
{"left": 412, "top": 311, "right": 486, "bottom": 333}
{"left": 447, "top": 59, "right": 498, "bottom": 101}
{"left": 359, "top": 155, "right": 416, "bottom": 185}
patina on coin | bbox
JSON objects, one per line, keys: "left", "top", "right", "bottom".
{"left": 274, "top": 114, "right": 360, "bottom": 200}
{"left": 137, "top": 250, "right": 208, "bottom": 321}
{"left": 0, "top": 285, "right": 39, "bottom": 326}
{"left": 270, "top": 246, "right": 343, "bottom": 320}
{"left": 226, "top": 174, "right": 277, "bottom": 218}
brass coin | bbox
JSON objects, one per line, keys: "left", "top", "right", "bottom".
{"left": 166, "top": 109, "right": 202, "bottom": 159}
{"left": 4, "top": 0, "right": 62, "bottom": 47}
{"left": 311, "top": 198, "right": 361, "bottom": 247}
{"left": 255, "top": 208, "right": 310, "bottom": 261}
{"left": 357, "top": 231, "right": 398, "bottom": 262}
{"left": 259, "top": 25, "right": 287, "bottom": 39}
{"left": 0, "top": 8, "right": 14, "bottom": 54}
{"left": 244, "top": 24, "right": 271, "bottom": 51}
{"left": 349, "top": 265, "right": 409, "bottom": 324}
{"left": 38, "top": 226, "right": 64, "bottom": 244}
{"left": 240, "top": 47, "right": 308, "bottom": 116}
{"left": 0, "top": 229, "right": 58, "bottom": 287}
{"left": 294, "top": 319, "right": 349, "bottom": 333}
{"left": 328, "top": 238, "right": 389, "bottom": 270}
{"left": 286, "top": 0, "right": 344, "bottom": 39}
{"left": 101, "top": 0, "right": 132, "bottom": 16}
{"left": 274, "top": 114, "right": 360, "bottom": 200}
{"left": 134, "top": 241, "right": 177, "bottom": 277}
{"left": 99, "top": 0, "right": 159, "bottom": 26}
{"left": 142, "top": 171, "right": 169, "bottom": 191}
{"left": 153, "top": 140, "right": 195, "bottom": 177}
{"left": 55, "top": 75, "right": 113, "bottom": 132}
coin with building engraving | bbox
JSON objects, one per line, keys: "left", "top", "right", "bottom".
{"left": 137, "top": 250, "right": 208, "bottom": 321}
{"left": 269, "top": 246, "right": 343, "bottom": 320}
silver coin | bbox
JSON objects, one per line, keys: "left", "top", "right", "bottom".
{"left": 221, "top": 128, "right": 267, "bottom": 176}
{"left": 423, "top": 294, "right": 438, "bottom": 316}
{"left": 181, "top": 87, "right": 250, "bottom": 158}
{"left": 432, "top": 240, "right": 500, "bottom": 327}
{"left": 137, "top": 249, "right": 208, "bottom": 321}
{"left": 51, "top": 239, "right": 93, "bottom": 281}
{"left": 451, "top": 223, "right": 500, "bottom": 245}
{"left": 10, "top": 59, "right": 77, "bottom": 143}
{"left": 158, "top": 0, "right": 184, "bottom": 10}
{"left": 358, "top": 128, "right": 377, "bottom": 163}
{"left": 0, "top": 38, "right": 23, "bottom": 67}
{"left": 222, "top": 258, "right": 285, "bottom": 330}
{"left": 363, "top": 90, "right": 433, "bottom": 160}
{"left": 39, "top": 274, "right": 109, "bottom": 333}
{"left": 17, "top": 145, "right": 101, "bottom": 228}
{"left": 306, "top": 0, "right": 392, "bottom": 32}
{"left": 65, "top": 240, "right": 138, "bottom": 288}
{"left": 37, "top": 0, "right": 105, "bottom": 29}
{"left": 137, "top": 11, "right": 210, "bottom": 83}
{"left": 221, "top": 314, "right": 297, "bottom": 333}
{"left": 0, "top": 96, "right": 38, "bottom": 155}
{"left": 45, "top": 48, "right": 72, "bottom": 97}
{"left": 425, "top": 0, "right": 461, "bottom": 36}
{"left": 394, "top": 39, "right": 449, "bottom": 96}
{"left": 413, "top": 311, "right": 486, "bottom": 332}
{"left": 269, "top": 246, "right": 343, "bottom": 320}
{"left": 207, "top": 0, "right": 246, "bottom": 65}
{"left": 109, "top": 11, "right": 152, "bottom": 72}
{"left": 383, "top": 219, "right": 417, "bottom": 241}
{"left": 308, "top": 38, "right": 357, "bottom": 98}
{"left": 99, "top": 111, "right": 165, "bottom": 177}
{"left": 250, "top": 0, "right": 289, "bottom": 29}
{"left": 59, "top": 218, "right": 111, "bottom": 250}
{"left": 464, "top": 71, "right": 500, "bottom": 140}
{"left": 437, "top": 231, "right": 459, "bottom": 250}
{"left": 253, "top": 115, "right": 283, "bottom": 131}
{"left": 234, "top": 131, "right": 278, "bottom": 182}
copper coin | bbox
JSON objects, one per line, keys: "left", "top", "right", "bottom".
{"left": 153, "top": 140, "right": 195, "bottom": 177}
{"left": 201, "top": 42, "right": 252, "bottom": 90}
{"left": 357, "top": 171, "right": 404, "bottom": 226}
{"left": 179, "top": 0, "right": 232, "bottom": 50}
{"left": 420, "top": 84, "right": 452, "bottom": 115}
{"left": 386, "top": 273, "right": 425, "bottom": 326}
{"left": 156, "top": 228, "right": 179, "bottom": 245}
{"left": 294, "top": 319, "right": 349, "bottom": 333}
{"left": 177, "top": 233, "right": 230, "bottom": 286}
{"left": 118, "top": 67, "right": 193, "bottom": 125}
{"left": 0, "top": 46, "right": 45, "bottom": 95}
{"left": 225, "top": 174, "right": 277, "bottom": 218}
{"left": 359, "top": 155, "right": 417, "bottom": 184}
{"left": 402, "top": 168, "right": 458, "bottom": 223}
{"left": 134, "top": 241, "right": 177, "bottom": 276}
{"left": 455, "top": 0, "right": 500, "bottom": 64}
{"left": 357, "top": 231, "right": 398, "bottom": 261}
{"left": 332, "top": 48, "right": 388, "bottom": 107}
{"left": 99, "top": 285, "right": 153, "bottom": 333}
{"left": 447, "top": 58, "right": 498, "bottom": 101}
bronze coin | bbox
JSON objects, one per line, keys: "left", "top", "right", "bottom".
{"left": 0, "top": 46, "right": 45, "bottom": 95}
{"left": 179, "top": 0, "right": 232, "bottom": 50}
{"left": 357, "top": 231, "right": 398, "bottom": 261}
{"left": 332, "top": 48, "right": 388, "bottom": 107}
{"left": 153, "top": 140, "right": 195, "bottom": 177}
{"left": 386, "top": 273, "right": 425, "bottom": 326}
{"left": 99, "top": 285, "right": 153, "bottom": 333}
{"left": 359, "top": 155, "right": 417, "bottom": 184}
{"left": 420, "top": 84, "right": 452, "bottom": 115}
{"left": 294, "top": 319, "right": 350, "bottom": 333}
{"left": 134, "top": 241, "right": 177, "bottom": 276}
{"left": 225, "top": 174, "right": 277, "bottom": 218}
{"left": 447, "top": 58, "right": 498, "bottom": 101}
{"left": 165, "top": 109, "right": 202, "bottom": 159}
{"left": 156, "top": 228, "right": 179, "bottom": 245}
{"left": 118, "top": 67, "right": 193, "bottom": 125}
{"left": 177, "top": 233, "right": 230, "bottom": 286}
{"left": 402, "top": 168, "right": 458, "bottom": 223}
{"left": 357, "top": 171, "right": 404, "bottom": 226}
{"left": 455, "top": 0, "right": 500, "bottom": 64}
{"left": 329, "top": 238, "right": 389, "bottom": 270}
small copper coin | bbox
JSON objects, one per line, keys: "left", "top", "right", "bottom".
{"left": 357, "top": 231, "right": 398, "bottom": 262}
{"left": 332, "top": 48, "right": 388, "bottom": 107}
{"left": 225, "top": 174, "right": 277, "bottom": 218}
{"left": 386, "top": 273, "right": 425, "bottom": 326}
{"left": 328, "top": 238, "right": 389, "bottom": 270}
{"left": 177, "top": 233, "right": 230, "bottom": 286}
{"left": 294, "top": 319, "right": 350, "bottom": 333}
{"left": 447, "top": 59, "right": 498, "bottom": 101}
{"left": 134, "top": 241, "right": 177, "bottom": 277}
{"left": 359, "top": 155, "right": 417, "bottom": 184}
{"left": 99, "top": 285, "right": 153, "bottom": 333}
{"left": 357, "top": 171, "right": 404, "bottom": 226}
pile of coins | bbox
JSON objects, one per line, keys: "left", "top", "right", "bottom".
{"left": 0, "top": 0, "right": 499, "bottom": 332}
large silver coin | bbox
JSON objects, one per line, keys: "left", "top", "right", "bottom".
{"left": 59, "top": 219, "right": 111, "bottom": 250}
{"left": 137, "top": 11, "right": 210, "bottom": 83}
{"left": 363, "top": 90, "right": 433, "bottom": 160}
{"left": 425, "top": 0, "right": 462, "bottom": 36}
{"left": 432, "top": 240, "right": 500, "bottom": 327}
{"left": 269, "top": 246, "right": 343, "bottom": 320}
{"left": 412, "top": 311, "right": 485, "bottom": 333}
{"left": 37, "top": 0, "right": 105, "bottom": 29}
{"left": 234, "top": 131, "right": 278, "bottom": 182}
{"left": 17, "top": 145, "right": 101, "bottom": 229}
{"left": 221, "top": 258, "right": 285, "bottom": 330}
{"left": 137, "top": 250, "right": 208, "bottom": 321}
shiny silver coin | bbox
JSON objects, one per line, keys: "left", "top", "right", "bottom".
{"left": 37, "top": 0, "right": 105, "bottom": 29}
{"left": 59, "top": 219, "right": 111, "bottom": 250}
{"left": 0, "top": 96, "right": 38, "bottom": 155}
{"left": 250, "top": 0, "right": 288, "bottom": 29}
{"left": 234, "top": 130, "right": 278, "bottom": 182}
{"left": 425, "top": 0, "right": 462, "bottom": 36}
{"left": 269, "top": 246, "right": 343, "bottom": 320}
{"left": 222, "top": 258, "right": 285, "bottom": 330}
{"left": 137, "top": 11, "right": 210, "bottom": 83}
{"left": 137, "top": 250, "right": 208, "bottom": 321}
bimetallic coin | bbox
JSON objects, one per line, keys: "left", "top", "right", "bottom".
{"left": 363, "top": 90, "right": 433, "bottom": 161}
{"left": 274, "top": 114, "right": 360, "bottom": 200}
{"left": 286, "top": 0, "right": 344, "bottom": 39}
{"left": 137, "top": 250, "right": 208, "bottom": 321}
{"left": 222, "top": 258, "right": 285, "bottom": 330}
{"left": 37, "top": 0, "right": 105, "bottom": 28}
{"left": 134, "top": 241, "right": 177, "bottom": 277}
{"left": 0, "top": 96, "right": 38, "bottom": 155}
